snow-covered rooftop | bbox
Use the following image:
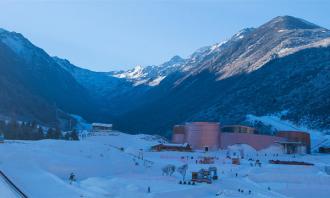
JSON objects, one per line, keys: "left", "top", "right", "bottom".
{"left": 92, "top": 123, "right": 113, "bottom": 128}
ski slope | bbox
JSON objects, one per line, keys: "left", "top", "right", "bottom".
{"left": 0, "top": 132, "right": 330, "bottom": 198}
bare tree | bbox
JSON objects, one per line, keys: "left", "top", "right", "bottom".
{"left": 177, "top": 164, "right": 188, "bottom": 181}
{"left": 162, "top": 164, "right": 176, "bottom": 176}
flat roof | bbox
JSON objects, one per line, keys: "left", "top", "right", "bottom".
{"left": 92, "top": 123, "right": 113, "bottom": 127}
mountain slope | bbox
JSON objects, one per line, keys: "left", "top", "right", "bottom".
{"left": 1, "top": 16, "right": 330, "bottom": 135}
{"left": 113, "top": 16, "right": 330, "bottom": 135}
{"left": 0, "top": 29, "right": 97, "bottom": 126}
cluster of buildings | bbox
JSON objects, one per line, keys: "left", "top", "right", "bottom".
{"left": 168, "top": 122, "right": 311, "bottom": 154}
{"left": 88, "top": 121, "right": 313, "bottom": 155}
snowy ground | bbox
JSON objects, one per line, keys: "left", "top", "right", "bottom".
{"left": 0, "top": 132, "right": 330, "bottom": 198}
{"left": 0, "top": 174, "right": 20, "bottom": 198}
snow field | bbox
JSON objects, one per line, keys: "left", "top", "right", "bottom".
{"left": 0, "top": 132, "right": 330, "bottom": 198}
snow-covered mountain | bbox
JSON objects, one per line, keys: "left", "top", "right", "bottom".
{"left": 174, "top": 16, "right": 330, "bottom": 84}
{"left": 113, "top": 16, "right": 330, "bottom": 135}
{"left": 54, "top": 57, "right": 134, "bottom": 98}
{"left": 0, "top": 28, "right": 98, "bottom": 127}
{"left": 1, "top": 16, "right": 330, "bottom": 135}
{"left": 109, "top": 55, "right": 185, "bottom": 86}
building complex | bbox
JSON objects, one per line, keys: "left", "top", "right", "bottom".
{"left": 171, "top": 122, "right": 311, "bottom": 154}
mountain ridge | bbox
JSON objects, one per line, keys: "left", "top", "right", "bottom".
{"left": 1, "top": 16, "right": 330, "bottom": 135}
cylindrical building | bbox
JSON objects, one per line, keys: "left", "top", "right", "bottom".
{"left": 172, "top": 125, "right": 186, "bottom": 144}
{"left": 184, "top": 122, "right": 220, "bottom": 150}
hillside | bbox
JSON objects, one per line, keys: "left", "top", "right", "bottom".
{"left": 113, "top": 16, "right": 330, "bottom": 135}
{"left": 0, "top": 28, "right": 98, "bottom": 127}
{"left": 1, "top": 16, "right": 330, "bottom": 135}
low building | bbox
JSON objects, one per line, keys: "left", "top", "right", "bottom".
{"left": 151, "top": 143, "right": 192, "bottom": 152}
{"left": 232, "top": 158, "right": 240, "bottom": 165}
{"left": 172, "top": 125, "right": 186, "bottom": 144}
{"left": 276, "top": 131, "right": 311, "bottom": 154}
{"left": 319, "top": 146, "right": 330, "bottom": 153}
{"left": 221, "top": 125, "right": 257, "bottom": 134}
{"left": 191, "top": 167, "right": 218, "bottom": 184}
{"left": 269, "top": 160, "right": 314, "bottom": 166}
{"left": 91, "top": 123, "right": 112, "bottom": 133}
{"left": 198, "top": 157, "right": 215, "bottom": 164}
{"left": 275, "top": 141, "right": 307, "bottom": 154}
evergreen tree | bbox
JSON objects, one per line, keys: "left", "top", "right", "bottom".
{"left": 8, "top": 119, "right": 19, "bottom": 139}
{"left": 70, "top": 129, "right": 79, "bottom": 141}
{"left": 31, "top": 120, "right": 37, "bottom": 129}
{"left": 46, "top": 128, "right": 55, "bottom": 139}
{"left": 54, "top": 127, "right": 62, "bottom": 139}
{"left": 0, "top": 120, "right": 5, "bottom": 137}
{"left": 64, "top": 132, "right": 71, "bottom": 140}
{"left": 36, "top": 127, "right": 44, "bottom": 140}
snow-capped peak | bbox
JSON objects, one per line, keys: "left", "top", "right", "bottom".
{"left": 110, "top": 55, "right": 186, "bottom": 86}
{"left": 114, "top": 65, "right": 145, "bottom": 79}
{"left": 232, "top": 28, "right": 255, "bottom": 40}
{"left": 210, "top": 40, "right": 228, "bottom": 52}
{"left": 263, "top": 15, "right": 323, "bottom": 31}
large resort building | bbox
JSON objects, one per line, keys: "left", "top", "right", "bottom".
{"left": 172, "top": 122, "right": 311, "bottom": 154}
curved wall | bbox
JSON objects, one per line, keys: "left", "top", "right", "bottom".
{"left": 184, "top": 122, "right": 220, "bottom": 150}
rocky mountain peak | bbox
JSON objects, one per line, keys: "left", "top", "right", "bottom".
{"left": 262, "top": 15, "right": 323, "bottom": 31}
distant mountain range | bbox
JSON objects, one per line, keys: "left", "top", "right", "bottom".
{"left": 1, "top": 16, "right": 330, "bottom": 135}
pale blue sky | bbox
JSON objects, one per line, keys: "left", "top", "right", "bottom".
{"left": 0, "top": 0, "right": 329, "bottom": 71}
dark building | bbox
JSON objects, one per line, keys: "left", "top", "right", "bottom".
{"left": 151, "top": 143, "right": 192, "bottom": 152}
{"left": 319, "top": 146, "right": 330, "bottom": 153}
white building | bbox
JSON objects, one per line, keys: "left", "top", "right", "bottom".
{"left": 91, "top": 123, "right": 113, "bottom": 133}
